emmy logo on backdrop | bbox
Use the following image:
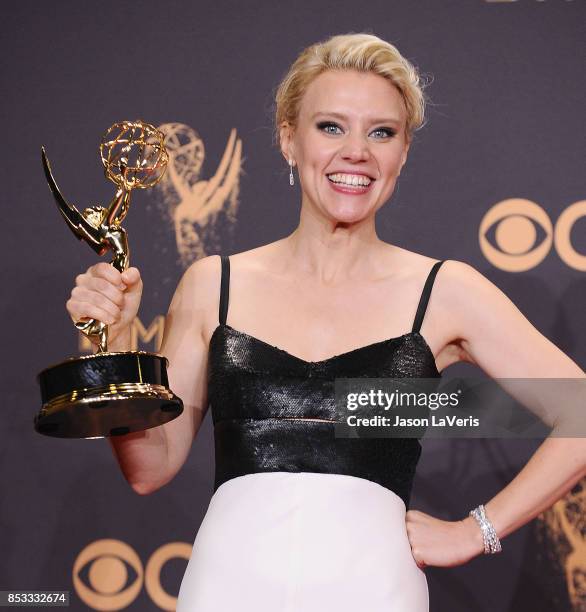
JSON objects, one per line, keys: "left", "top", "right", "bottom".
{"left": 154, "top": 123, "right": 242, "bottom": 268}
{"left": 35, "top": 120, "right": 183, "bottom": 439}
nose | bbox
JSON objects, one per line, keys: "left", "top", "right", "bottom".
{"left": 340, "top": 134, "right": 371, "bottom": 163}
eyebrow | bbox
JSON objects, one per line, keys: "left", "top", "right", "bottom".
{"left": 311, "top": 111, "right": 402, "bottom": 126}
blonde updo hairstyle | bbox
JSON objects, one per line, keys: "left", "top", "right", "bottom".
{"left": 274, "top": 33, "right": 429, "bottom": 147}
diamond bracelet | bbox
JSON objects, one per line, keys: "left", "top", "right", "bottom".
{"left": 469, "top": 504, "right": 502, "bottom": 554}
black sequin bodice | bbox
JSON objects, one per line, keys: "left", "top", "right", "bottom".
{"left": 208, "top": 256, "right": 445, "bottom": 510}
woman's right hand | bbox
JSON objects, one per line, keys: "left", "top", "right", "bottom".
{"left": 66, "top": 262, "right": 143, "bottom": 346}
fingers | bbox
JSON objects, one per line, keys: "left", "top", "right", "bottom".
{"left": 405, "top": 512, "right": 417, "bottom": 527}
{"left": 68, "top": 286, "right": 122, "bottom": 324}
{"left": 76, "top": 276, "right": 124, "bottom": 310}
{"left": 405, "top": 509, "right": 427, "bottom": 571}
{"left": 66, "top": 298, "right": 118, "bottom": 326}
{"left": 409, "top": 544, "right": 427, "bottom": 571}
{"left": 121, "top": 267, "right": 141, "bottom": 286}
{"left": 88, "top": 262, "right": 127, "bottom": 289}
{"left": 66, "top": 263, "right": 141, "bottom": 325}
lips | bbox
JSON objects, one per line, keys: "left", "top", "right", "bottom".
{"left": 326, "top": 174, "right": 374, "bottom": 194}
{"left": 326, "top": 171, "right": 376, "bottom": 181}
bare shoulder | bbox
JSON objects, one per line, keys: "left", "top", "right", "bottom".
{"left": 387, "top": 254, "right": 495, "bottom": 370}
{"left": 433, "top": 258, "right": 520, "bottom": 333}
{"left": 224, "top": 241, "right": 285, "bottom": 272}
{"left": 172, "top": 255, "right": 223, "bottom": 337}
{"left": 431, "top": 259, "right": 583, "bottom": 377}
{"left": 434, "top": 258, "right": 494, "bottom": 293}
{"left": 184, "top": 243, "right": 280, "bottom": 286}
{"left": 421, "top": 258, "right": 504, "bottom": 364}
{"left": 174, "top": 246, "right": 281, "bottom": 340}
{"left": 428, "top": 259, "right": 484, "bottom": 310}
{"left": 182, "top": 253, "right": 222, "bottom": 291}
{"left": 380, "top": 244, "right": 441, "bottom": 277}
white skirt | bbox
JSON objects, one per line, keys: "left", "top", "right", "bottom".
{"left": 176, "top": 472, "right": 428, "bottom": 612}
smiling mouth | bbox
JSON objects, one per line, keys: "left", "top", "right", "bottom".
{"left": 325, "top": 173, "right": 375, "bottom": 194}
{"left": 326, "top": 172, "right": 374, "bottom": 187}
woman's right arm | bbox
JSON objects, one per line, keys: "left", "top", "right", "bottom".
{"left": 67, "top": 256, "right": 216, "bottom": 495}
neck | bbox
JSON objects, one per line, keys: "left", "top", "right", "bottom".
{"left": 281, "top": 218, "right": 387, "bottom": 285}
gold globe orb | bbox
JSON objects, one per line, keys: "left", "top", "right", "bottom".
{"left": 100, "top": 119, "right": 168, "bottom": 190}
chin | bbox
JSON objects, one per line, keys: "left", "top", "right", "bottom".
{"left": 325, "top": 202, "right": 374, "bottom": 224}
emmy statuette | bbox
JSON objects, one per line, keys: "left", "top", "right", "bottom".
{"left": 35, "top": 120, "right": 183, "bottom": 439}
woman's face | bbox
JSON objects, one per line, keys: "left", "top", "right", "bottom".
{"left": 281, "top": 69, "right": 410, "bottom": 224}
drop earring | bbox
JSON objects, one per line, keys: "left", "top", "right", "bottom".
{"left": 289, "top": 158, "right": 294, "bottom": 186}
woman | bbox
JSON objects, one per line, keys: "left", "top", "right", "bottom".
{"left": 66, "top": 33, "right": 586, "bottom": 611}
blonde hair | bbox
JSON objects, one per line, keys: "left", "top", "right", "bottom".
{"left": 273, "top": 32, "right": 430, "bottom": 145}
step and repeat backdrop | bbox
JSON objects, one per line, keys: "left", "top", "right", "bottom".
{"left": 2, "top": 1, "right": 584, "bottom": 610}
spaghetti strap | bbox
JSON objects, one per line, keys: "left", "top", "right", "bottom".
{"left": 219, "top": 255, "right": 230, "bottom": 325}
{"left": 411, "top": 260, "right": 446, "bottom": 334}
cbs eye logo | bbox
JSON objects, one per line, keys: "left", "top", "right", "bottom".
{"left": 479, "top": 199, "right": 586, "bottom": 272}
{"left": 73, "top": 539, "right": 192, "bottom": 610}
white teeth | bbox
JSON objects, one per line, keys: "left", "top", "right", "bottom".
{"left": 327, "top": 173, "right": 372, "bottom": 187}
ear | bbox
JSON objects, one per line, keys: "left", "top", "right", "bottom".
{"left": 279, "top": 121, "right": 295, "bottom": 164}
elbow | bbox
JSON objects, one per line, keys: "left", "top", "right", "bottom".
{"left": 127, "top": 462, "right": 179, "bottom": 495}
{"left": 130, "top": 480, "right": 162, "bottom": 496}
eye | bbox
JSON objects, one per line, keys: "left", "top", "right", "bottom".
{"left": 371, "top": 127, "right": 396, "bottom": 139}
{"left": 317, "top": 121, "right": 342, "bottom": 135}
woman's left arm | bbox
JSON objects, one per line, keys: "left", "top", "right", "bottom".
{"left": 406, "top": 260, "right": 586, "bottom": 569}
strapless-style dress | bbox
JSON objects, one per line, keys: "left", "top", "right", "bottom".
{"left": 177, "top": 255, "right": 445, "bottom": 612}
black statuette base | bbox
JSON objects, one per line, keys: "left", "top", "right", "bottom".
{"left": 35, "top": 351, "right": 183, "bottom": 439}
